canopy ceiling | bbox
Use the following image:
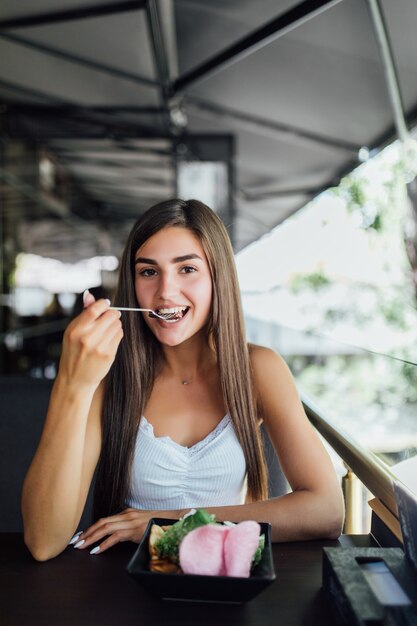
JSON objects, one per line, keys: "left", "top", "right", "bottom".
{"left": 0, "top": 0, "right": 416, "bottom": 262}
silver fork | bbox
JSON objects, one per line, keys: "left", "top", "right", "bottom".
{"left": 109, "top": 306, "right": 177, "bottom": 320}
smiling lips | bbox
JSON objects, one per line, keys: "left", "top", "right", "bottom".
{"left": 154, "top": 306, "right": 190, "bottom": 323}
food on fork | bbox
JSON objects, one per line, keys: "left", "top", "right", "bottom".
{"left": 110, "top": 305, "right": 189, "bottom": 321}
{"left": 148, "top": 509, "right": 265, "bottom": 577}
{"left": 151, "top": 306, "right": 189, "bottom": 321}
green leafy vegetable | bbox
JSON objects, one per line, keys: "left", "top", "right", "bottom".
{"left": 155, "top": 508, "right": 266, "bottom": 569}
{"left": 251, "top": 533, "right": 265, "bottom": 567}
{"left": 155, "top": 509, "right": 215, "bottom": 564}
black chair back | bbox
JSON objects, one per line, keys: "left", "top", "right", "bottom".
{"left": 0, "top": 377, "right": 93, "bottom": 532}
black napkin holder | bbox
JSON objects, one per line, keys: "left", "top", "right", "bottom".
{"left": 322, "top": 547, "right": 417, "bottom": 625}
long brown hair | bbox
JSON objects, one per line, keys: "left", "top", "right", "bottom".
{"left": 93, "top": 199, "right": 268, "bottom": 519}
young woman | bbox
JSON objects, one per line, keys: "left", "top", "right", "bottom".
{"left": 22, "top": 199, "right": 344, "bottom": 561}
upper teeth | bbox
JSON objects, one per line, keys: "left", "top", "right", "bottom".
{"left": 157, "top": 307, "right": 188, "bottom": 314}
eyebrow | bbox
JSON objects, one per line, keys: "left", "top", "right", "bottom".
{"left": 134, "top": 253, "right": 202, "bottom": 265}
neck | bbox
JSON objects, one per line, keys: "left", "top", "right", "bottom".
{"left": 161, "top": 335, "right": 216, "bottom": 383}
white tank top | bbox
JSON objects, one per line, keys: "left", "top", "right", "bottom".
{"left": 126, "top": 414, "right": 247, "bottom": 510}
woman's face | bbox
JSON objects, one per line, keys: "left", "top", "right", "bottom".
{"left": 134, "top": 226, "right": 213, "bottom": 347}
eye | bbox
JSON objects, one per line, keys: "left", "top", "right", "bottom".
{"left": 180, "top": 265, "right": 197, "bottom": 274}
{"left": 137, "top": 267, "right": 158, "bottom": 277}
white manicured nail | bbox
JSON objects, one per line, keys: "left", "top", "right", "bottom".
{"left": 82, "top": 289, "right": 90, "bottom": 305}
{"left": 105, "top": 299, "right": 111, "bottom": 306}
{"left": 90, "top": 546, "right": 100, "bottom": 555}
{"left": 74, "top": 539, "right": 85, "bottom": 549}
{"left": 69, "top": 531, "right": 83, "bottom": 545}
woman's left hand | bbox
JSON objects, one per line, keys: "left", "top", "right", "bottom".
{"left": 72, "top": 508, "right": 161, "bottom": 555}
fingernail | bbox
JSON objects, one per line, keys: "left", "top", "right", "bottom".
{"left": 90, "top": 546, "right": 100, "bottom": 555}
{"left": 83, "top": 289, "right": 90, "bottom": 305}
{"left": 69, "top": 531, "right": 83, "bottom": 545}
{"left": 105, "top": 299, "right": 111, "bottom": 306}
{"left": 74, "top": 539, "right": 85, "bottom": 549}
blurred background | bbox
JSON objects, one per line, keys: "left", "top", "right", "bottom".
{"left": 1, "top": 0, "right": 417, "bottom": 531}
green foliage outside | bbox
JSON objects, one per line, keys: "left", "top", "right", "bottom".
{"left": 285, "top": 143, "right": 417, "bottom": 455}
{"left": 290, "top": 272, "right": 331, "bottom": 293}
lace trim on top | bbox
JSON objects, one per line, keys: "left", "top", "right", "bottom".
{"left": 140, "top": 414, "right": 231, "bottom": 456}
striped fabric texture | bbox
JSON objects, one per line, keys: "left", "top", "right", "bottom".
{"left": 126, "top": 415, "right": 247, "bottom": 510}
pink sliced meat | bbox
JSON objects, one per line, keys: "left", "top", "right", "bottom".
{"left": 224, "top": 521, "right": 261, "bottom": 578}
{"left": 179, "top": 524, "right": 229, "bottom": 576}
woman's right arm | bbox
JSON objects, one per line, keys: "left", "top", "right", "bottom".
{"left": 22, "top": 297, "right": 123, "bottom": 561}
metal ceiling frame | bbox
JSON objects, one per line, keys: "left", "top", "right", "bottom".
{"left": 1, "top": 33, "right": 159, "bottom": 89}
{"left": 0, "top": 0, "right": 414, "bottom": 206}
{"left": 185, "top": 96, "right": 361, "bottom": 154}
{"left": 1, "top": 102, "right": 169, "bottom": 140}
{"left": 365, "top": 0, "right": 417, "bottom": 236}
{"left": 4, "top": 103, "right": 164, "bottom": 116}
{"left": 0, "top": 2, "right": 146, "bottom": 30}
{"left": 241, "top": 100, "right": 417, "bottom": 202}
{"left": 145, "top": 0, "right": 173, "bottom": 130}
{"left": 0, "top": 77, "right": 66, "bottom": 104}
{"left": 366, "top": 0, "right": 409, "bottom": 143}
{"left": 171, "top": 0, "right": 343, "bottom": 95}
{"left": 0, "top": 0, "right": 356, "bottom": 153}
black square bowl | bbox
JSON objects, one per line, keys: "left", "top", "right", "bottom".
{"left": 127, "top": 517, "right": 276, "bottom": 603}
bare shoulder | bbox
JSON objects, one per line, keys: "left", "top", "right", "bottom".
{"left": 248, "top": 343, "right": 292, "bottom": 382}
{"left": 248, "top": 343, "right": 300, "bottom": 418}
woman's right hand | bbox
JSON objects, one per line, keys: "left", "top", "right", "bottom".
{"left": 58, "top": 291, "right": 124, "bottom": 389}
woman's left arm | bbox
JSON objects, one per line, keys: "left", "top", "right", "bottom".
{"left": 202, "top": 345, "right": 344, "bottom": 543}
{"left": 198, "top": 346, "right": 344, "bottom": 542}
{"left": 76, "top": 346, "right": 344, "bottom": 553}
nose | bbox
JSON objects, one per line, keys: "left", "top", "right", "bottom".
{"left": 157, "top": 270, "right": 180, "bottom": 301}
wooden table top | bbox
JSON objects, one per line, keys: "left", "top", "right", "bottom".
{"left": 0, "top": 533, "right": 373, "bottom": 626}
